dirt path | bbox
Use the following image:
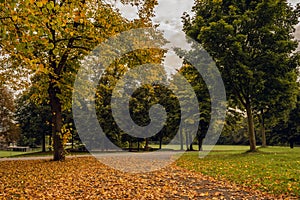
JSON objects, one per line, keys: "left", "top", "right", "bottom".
{"left": 0, "top": 156, "right": 293, "bottom": 199}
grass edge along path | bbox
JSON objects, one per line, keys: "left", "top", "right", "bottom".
{"left": 176, "top": 146, "right": 300, "bottom": 198}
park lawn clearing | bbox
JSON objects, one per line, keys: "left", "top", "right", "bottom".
{"left": 176, "top": 146, "right": 300, "bottom": 198}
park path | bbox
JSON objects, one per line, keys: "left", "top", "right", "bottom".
{"left": 0, "top": 155, "right": 294, "bottom": 199}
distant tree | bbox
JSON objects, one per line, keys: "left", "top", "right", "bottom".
{"left": 16, "top": 92, "right": 51, "bottom": 150}
{"left": 0, "top": 84, "right": 19, "bottom": 146}
{"left": 270, "top": 91, "right": 300, "bottom": 148}
{"left": 183, "top": 0, "right": 300, "bottom": 151}
{"left": 177, "top": 64, "right": 210, "bottom": 151}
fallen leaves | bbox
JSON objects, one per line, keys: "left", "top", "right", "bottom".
{"left": 0, "top": 157, "right": 295, "bottom": 199}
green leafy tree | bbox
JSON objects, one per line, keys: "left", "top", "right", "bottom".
{"left": 183, "top": 0, "right": 300, "bottom": 151}
{"left": 176, "top": 64, "right": 211, "bottom": 151}
{"left": 15, "top": 91, "right": 52, "bottom": 150}
{"left": 95, "top": 52, "right": 169, "bottom": 150}
{"left": 0, "top": 84, "right": 19, "bottom": 147}
{"left": 270, "top": 91, "right": 300, "bottom": 148}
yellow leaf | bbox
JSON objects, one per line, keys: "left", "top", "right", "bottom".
{"left": 12, "top": 15, "right": 18, "bottom": 21}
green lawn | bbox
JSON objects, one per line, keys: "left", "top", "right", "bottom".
{"left": 0, "top": 150, "right": 30, "bottom": 158}
{"left": 177, "top": 146, "right": 300, "bottom": 197}
{"left": 149, "top": 144, "right": 252, "bottom": 151}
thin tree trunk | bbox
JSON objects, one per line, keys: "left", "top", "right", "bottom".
{"left": 260, "top": 123, "right": 267, "bottom": 147}
{"left": 49, "top": 83, "right": 65, "bottom": 161}
{"left": 42, "top": 131, "right": 46, "bottom": 152}
{"left": 185, "top": 131, "right": 189, "bottom": 151}
{"left": 144, "top": 138, "right": 149, "bottom": 151}
{"left": 159, "top": 135, "right": 162, "bottom": 149}
{"left": 189, "top": 132, "right": 194, "bottom": 151}
{"left": 289, "top": 138, "right": 294, "bottom": 148}
{"left": 198, "top": 136, "right": 204, "bottom": 151}
{"left": 245, "top": 103, "right": 256, "bottom": 152}
{"left": 260, "top": 110, "right": 267, "bottom": 147}
{"left": 129, "top": 140, "right": 132, "bottom": 152}
{"left": 179, "top": 128, "right": 184, "bottom": 150}
{"left": 71, "top": 131, "right": 74, "bottom": 149}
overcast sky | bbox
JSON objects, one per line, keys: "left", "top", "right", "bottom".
{"left": 114, "top": 0, "right": 300, "bottom": 74}
{"left": 116, "top": 0, "right": 299, "bottom": 29}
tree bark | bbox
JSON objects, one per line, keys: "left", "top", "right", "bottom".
{"left": 198, "top": 136, "right": 204, "bottom": 151}
{"left": 260, "top": 123, "right": 267, "bottom": 147}
{"left": 144, "top": 138, "right": 149, "bottom": 151}
{"left": 42, "top": 131, "right": 46, "bottom": 152}
{"left": 189, "top": 132, "right": 194, "bottom": 151}
{"left": 49, "top": 83, "right": 65, "bottom": 161}
{"left": 129, "top": 140, "right": 132, "bottom": 152}
{"left": 245, "top": 103, "right": 257, "bottom": 152}
{"left": 289, "top": 138, "right": 294, "bottom": 148}
{"left": 260, "top": 110, "right": 267, "bottom": 147}
{"left": 71, "top": 131, "right": 74, "bottom": 149}
{"left": 179, "top": 128, "right": 184, "bottom": 150}
{"left": 159, "top": 136, "right": 162, "bottom": 149}
{"left": 185, "top": 131, "right": 189, "bottom": 151}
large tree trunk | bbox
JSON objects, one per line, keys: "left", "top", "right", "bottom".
{"left": 245, "top": 103, "right": 257, "bottom": 152}
{"left": 49, "top": 83, "right": 65, "bottom": 161}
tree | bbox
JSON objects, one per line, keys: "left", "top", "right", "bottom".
{"left": 177, "top": 64, "right": 211, "bottom": 151}
{"left": 269, "top": 90, "right": 300, "bottom": 148}
{"left": 183, "top": 0, "right": 300, "bottom": 151}
{"left": 15, "top": 92, "right": 51, "bottom": 150}
{"left": 0, "top": 0, "right": 158, "bottom": 160}
{"left": 95, "top": 54, "right": 171, "bottom": 151}
{"left": 0, "top": 84, "right": 19, "bottom": 147}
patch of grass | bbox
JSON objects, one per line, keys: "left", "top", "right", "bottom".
{"left": 0, "top": 150, "right": 91, "bottom": 158}
{"left": 176, "top": 146, "right": 300, "bottom": 197}
{"left": 0, "top": 150, "right": 29, "bottom": 158}
{"left": 149, "top": 144, "right": 251, "bottom": 151}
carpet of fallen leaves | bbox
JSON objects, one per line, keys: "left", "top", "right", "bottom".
{"left": 0, "top": 157, "right": 296, "bottom": 199}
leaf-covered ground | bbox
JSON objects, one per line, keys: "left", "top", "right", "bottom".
{"left": 0, "top": 156, "right": 294, "bottom": 199}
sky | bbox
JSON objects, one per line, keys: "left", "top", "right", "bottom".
{"left": 114, "top": 0, "right": 300, "bottom": 74}
{"left": 116, "top": 0, "right": 299, "bottom": 29}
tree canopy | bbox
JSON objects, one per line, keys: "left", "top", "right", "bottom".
{"left": 183, "top": 0, "right": 300, "bottom": 151}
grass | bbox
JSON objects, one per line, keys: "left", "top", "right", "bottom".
{"left": 0, "top": 149, "right": 91, "bottom": 158}
{"left": 176, "top": 146, "right": 300, "bottom": 197}
{"left": 148, "top": 144, "right": 251, "bottom": 151}
{"left": 0, "top": 150, "right": 32, "bottom": 158}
